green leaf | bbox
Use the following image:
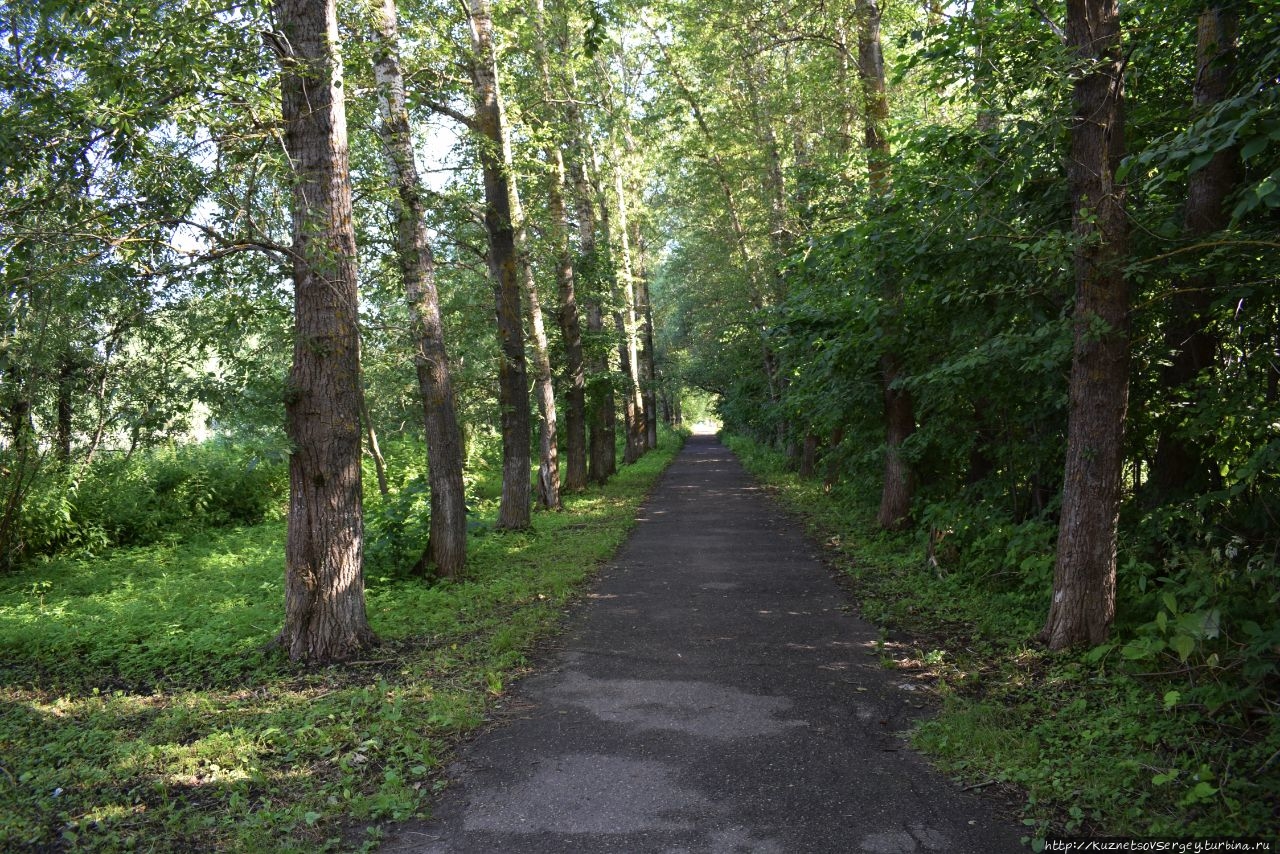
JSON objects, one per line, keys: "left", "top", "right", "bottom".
{"left": 1184, "top": 781, "right": 1218, "bottom": 803}
{"left": 1256, "top": 175, "right": 1278, "bottom": 203}
{"left": 1240, "top": 136, "right": 1268, "bottom": 161}
{"left": 1187, "top": 151, "right": 1214, "bottom": 174}
{"left": 1170, "top": 634, "right": 1195, "bottom": 663}
{"left": 1201, "top": 608, "right": 1221, "bottom": 640}
{"left": 1121, "top": 639, "right": 1153, "bottom": 660}
{"left": 1163, "top": 689, "right": 1180, "bottom": 710}
{"left": 1083, "top": 642, "right": 1113, "bottom": 663}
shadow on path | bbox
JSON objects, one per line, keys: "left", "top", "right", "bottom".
{"left": 381, "top": 435, "right": 1025, "bottom": 853}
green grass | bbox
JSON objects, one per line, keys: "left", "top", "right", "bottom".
{"left": 723, "top": 433, "right": 1279, "bottom": 848}
{"left": 0, "top": 431, "right": 684, "bottom": 852}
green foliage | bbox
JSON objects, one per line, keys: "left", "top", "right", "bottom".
{"left": 0, "top": 430, "right": 683, "bottom": 850}
{"left": 6, "top": 441, "right": 288, "bottom": 568}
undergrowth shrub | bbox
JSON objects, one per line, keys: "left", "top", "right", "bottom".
{"left": 365, "top": 474, "right": 432, "bottom": 580}
{"left": 918, "top": 499, "right": 1056, "bottom": 595}
{"left": 9, "top": 440, "right": 287, "bottom": 566}
{"left": 361, "top": 432, "right": 501, "bottom": 580}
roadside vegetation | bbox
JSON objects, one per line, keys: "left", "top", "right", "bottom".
{"left": 0, "top": 431, "right": 682, "bottom": 852}
{"left": 726, "top": 434, "right": 1279, "bottom": 848}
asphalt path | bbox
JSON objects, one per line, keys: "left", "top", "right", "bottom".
{"left": 381, "top": 433, "right": 1026, "bottom": 853}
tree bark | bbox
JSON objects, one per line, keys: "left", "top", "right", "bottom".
{"left": 856, "top": 0, "right": 916, "bottom": 530}
{"left": 551, "top": 142, "right": 588, "bottom": 490}
{"left": 799, "top": 433, "right": 819, "bottom": 478}
{"left": 1149, "top": 7, "right": 1238, "bottom": 502}
{"left": 357, "top": 363, "right": 389, "bottom": 497}
{"left": 876, "top": 354, "right": 916, "bottom": 528}
{"left": 372, "top": 0, "right": 468, "bottom": 572}
{"left": 824, "top": 425, "right": 844, "bottom": 489}
{"left": 531, "top": 0, "right": 587, "bottom": 492}
{"left": 609, "top": 161, "right": 646, "bottom": 465}
{"left": 492, "top": 35, "right": 559, "bottom": 512}
{"left": 1042, "top": 0, "right": 1130, "bottom": 651}
{"left": 568, "top": 116, "right": 615, "bottom": 484}
{"left": 505, "top": 133, "right": 559, "bottom": 510}
{"left": 521, "top": 246, "right": 561, "bottom": 510}
{"left": 635, "top": 232, "right": 659, "bottom": 449}
{"left": 856, "top": 0, "right": 891, "bottom": 195}
{"left": 273, "top": 0, "right": 377, "bottom": 662}
{"left": 467, "top": 0, "right": 531, "bottom": 529}
{"left": 55, "top": 350, "right": 77, "bottom": 465}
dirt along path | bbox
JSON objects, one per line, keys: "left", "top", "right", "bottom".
{"left": 381, "top": 433, "right": 1025, "bottom": 853}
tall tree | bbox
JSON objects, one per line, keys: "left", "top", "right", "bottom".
{"left": 467, "top": 0, "right": 532, "bottom": 529}
{"left": 608, "top": 152, "right": 647, "bottom": 465}
{"left": 599, "top": 52, "right": 648, "bottom": 464}
{"left": 272, "top": 0, "right": 377, "bottom": 661}
{"left": 635, "top": 230, "right": 659, "bottom": 449}
{"left": 855, "top": 0, "right": 916, "bottom": 530}
{"left": 531, "top": 0, "right": 588, "bottom": 491}
{"left": 371, "top": 0, "right": 468, "bottom": 575}
{"left": 563, "top": 80, "right": 615, "bottom": 484}
{"left": 513, "top": 178, "right": 562, "bottom": 510}
{"left": 1042, "top": 0, "right": 1130, "bottom": 650}
{"left": 1148, "top": 6, "right": 1239, "bottom": 502}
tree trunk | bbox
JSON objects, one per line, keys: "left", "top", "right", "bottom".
{"left": 876, "top": 354, "right": 916, "bottom": 529}
{"left": 1042, "top": 0, "right": 1130, "bottom": 651}
{"left": 608, "top": 80, "right": 655, "bottom": 458}
{"left": 357, "top": 364, "right": 389, "bottom": 497}
{"left": 506, "top": 141, "right": 559, "bottom": 510}
{"left": 799, "top": 433, "right": 819, "bottom": 478}
{"left": 55, "top": 351, "right": 76, "bottom": 465}
{"left": 856, "top": 0, "right": 916, "bottom": 530}
{"left": 572, "top": 127, "right": 615, "bottom": 484}
{"left": 523, "top": 257, "right": 561, "bottom": 510}
{"left": 586, "top": 305, "right": 616, "bottom": 483}
{"left": 468, "top": 0, "right": 531, "bottom": 529}
{"left": 1149, "top": 7, "right": 1238, "bottom": 502}
{"left": 3, "top": 363, "right": 33, "bottom": 455}
{"left": 610, "top": 163, "right": 646, "bottom": 466}
{"left": 552, "top": 144, "right": 588, "bottom": 490}
{"left": 856, "top": 0, "right": 892, "bottom": 194}
{"left": 824, "top": 425, "right": 844, "bottom": 489}
{"left": 273, "top": 0, "right": 376, "bottom": 662}
{"left": 372, "top": 0, "right": 468, "bottom": 572}
{"left": 636, "top": 234, "right": 659, "bottom": 449}
{"left": 531, "top": 0, "right": 586, "bottom": 492}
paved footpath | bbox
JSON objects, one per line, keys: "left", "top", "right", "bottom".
{"left": 382, "top": 434, "right": 1026, "bottom": 853}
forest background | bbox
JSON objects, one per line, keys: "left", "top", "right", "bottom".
{"left": 1, "top": 0, "right": 1277, "bottom": 849}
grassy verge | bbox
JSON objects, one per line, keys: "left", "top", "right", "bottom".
{"left": 723, "top": 433, "right": 1278, "bottom": 849}
{"left": 0, "top": 430, "right": 684, "bottom": 852}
